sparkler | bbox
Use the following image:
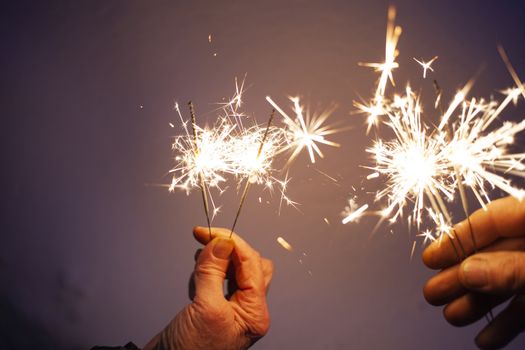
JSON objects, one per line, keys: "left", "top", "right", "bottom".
{"left": 366, "top": 86, "right": 455, "bottom": 232}
{"left": 171, "top": 77, "right": 339, "bottom": 239}
{"left": 351, "top": 5, "right": 525, "bottom": 253}
{"left": 352, "top": 6, "right": 525, "bottom": 323}
{"left": 189, "top": 102, "right": 213, "bottom": 239}
{"left": 169, "top": 102, "right": 238, "bottom": 239}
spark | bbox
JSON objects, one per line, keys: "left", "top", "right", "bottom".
{"left": 413, "top": 56, "right": 438, "bottom": 79}
{"left": 312, "top": 167, "right": 339, "bottom": 183}
{"left": 498, "top": 46, "right": 525, "bottom": 101}
{"left": 277, "top": 236, "right": 293, "bottom": 251}
{"left": 354, "top": 98, "right": 387, "bottom": 133}
{"left": 417, "top": 229, "right": 436, "bottom": 245}
{"left": 410, "top": 240, "right": 417, "bottom": 260}
{"left": 356, "top": 6, "right": 402, "bottom": 131}
{"left": 437, "top": 80, "right": 473, "bottom": 131}
{"left": 277, "top": 172, "right": 298, "bottom": 214}
{"left": 500, "top": 87, "right": 521, "bottom": 106}
{"left": 444, "top": 94, "right": 525, "bottom": 207}
{"left": 323, "top": 217, "right": 330, "bottom": 225}
{"left": 267, "top": 96, "right": 340, "bottom": 164}
{"left": 367, "top": 172, "right": 380, "bottom": 180}
{"left": 212, "top": 206, "right": 222, "bottom": 220}
{"left": 342, "top": 203, "right": 369, "bottom": 224}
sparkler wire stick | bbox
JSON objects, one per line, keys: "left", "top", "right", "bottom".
{"left": 428, "top": 83, "right": 470, "bottom": 264}
{"left": 229, "top": 109, "right": 276, "bottom": 238}
{"left": 188, "top": 101, "right": 213, "bottom": 240}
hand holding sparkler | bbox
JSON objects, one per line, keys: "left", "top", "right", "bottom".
{"left": 423, "top": 196, "right": 525, "bottom": 350}
{"left": 144, "top": 227, "right": 273, "bottom": 350}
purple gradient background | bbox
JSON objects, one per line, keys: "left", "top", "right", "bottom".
{"left": 2, "top": 1, "right": 525, "bottom": 349}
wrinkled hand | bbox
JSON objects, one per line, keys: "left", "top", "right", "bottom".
{"left": 144, "top": 227, "right": 273, "bottom": 350}
{"left": 423, "top": 196, "right": 525, "bottom": 349}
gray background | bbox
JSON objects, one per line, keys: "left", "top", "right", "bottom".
{"left": 2, "top": 1, "right": 525, "bottom": 349}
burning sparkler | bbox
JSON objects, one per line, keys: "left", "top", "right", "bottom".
{"left": 228, "top": 109, "right": 276, "bottom": 237}
{"left": 169, "top": 102, "right": 238, "bottom": 238}
{"left": 350, "top": 5, "right": 525, "bottom": 249}
{"left": 169, "top": 78, "right": 313, "bottom": 238}
{"left": 349, "top": 7, "right": 525, "bottom": 324}
{"left": 365, "top": 86, "right": 455, "bottom": 232}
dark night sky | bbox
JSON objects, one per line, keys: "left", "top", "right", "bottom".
{"left": 2, "top": 1, "right": 525, "bottom": 349}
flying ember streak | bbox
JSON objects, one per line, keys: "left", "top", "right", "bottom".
{"left": 277, "top": 236, "right": 293, "bottom": 251}
{"left": 359, "top": 5, "right": 402, "bottom": 97}
{"left": 357, "top": 5, "right": 402, "bottom": 132}
{"left": 342, "top": 203, "right": 369, "bottom": 224}
{"left": 266, "top": 96, "right": 340, "bottom": 164}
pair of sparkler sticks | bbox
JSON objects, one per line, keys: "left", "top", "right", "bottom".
{"left": 188, "top": 101, "right": 275, "bottom": 240}
{"left": 446, "top": 180, "right": 494, "bottom": 323}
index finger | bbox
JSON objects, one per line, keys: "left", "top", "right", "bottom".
{"left": 423, "top": 196, "right": 525, "bottom": 270}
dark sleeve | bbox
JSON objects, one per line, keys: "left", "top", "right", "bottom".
{"left": 91, "top": 341, "right": 140, "bottom": 350}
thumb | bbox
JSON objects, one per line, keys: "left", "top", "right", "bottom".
{"left": 459, "top": 251, "right": 525, "bottom": 294}
{"left": 193, "top": 237, "right": 235, "bottom": 304}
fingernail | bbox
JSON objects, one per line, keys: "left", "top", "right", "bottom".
{"left": 462, "top": 257, "right": 488, "bottom": 288}
{"left": 212, "top": 238, "right": 234, "bottom": 260}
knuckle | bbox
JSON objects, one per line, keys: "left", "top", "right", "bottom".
{"left": 501, "top": 254, "right": 522, "bottom": 291}
{"left": 251, "top": 309, "right": 271, "bottom": 336}
{"left": 194, "top": 262, "right": 223, "bottom": 280}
